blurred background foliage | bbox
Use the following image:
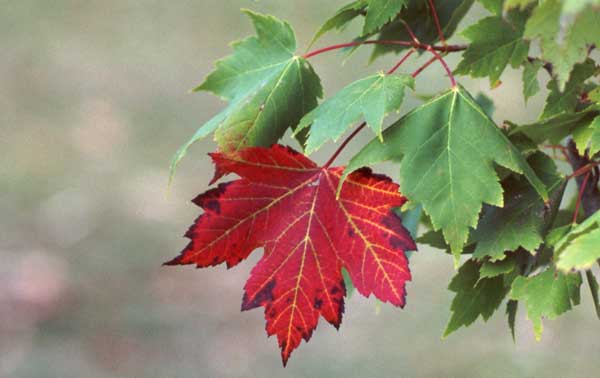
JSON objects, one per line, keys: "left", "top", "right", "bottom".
{"left": 1, "top": 1, "right": 598, "bottom": 377}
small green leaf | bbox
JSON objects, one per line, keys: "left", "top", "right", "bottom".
{"left": 298, "top": 74, "right": 414, "bottom": 154}
{"left": 573, "top": 116, "right": 600, "bottom": 156}
{"left": 522, "top": 60, "right": 543, "bottom": 102}
{"left": 444, "top": 260, "right": 509, "bottom": 337}
{"left": 506, "top": 299, "right": 518, "bottom": 341}
{"left": 510, "top": 267, "right": 582, "bottom": 340}
{"left": 309, "top": 1, "right": 367, "bottom": 47}
{"left": 345, "top": 85, "right": 547, "bottom": 261}
{"left": 363, "top": 0, "right": 408, "bottom": 35}
{"left": 557, "top": 226, "right": 600, "bottom": 272}
{"left": 541, "top": 60, "right": 596, "bottom": 119}
{"left": 455, "top": 12, "right": 529, "bottom": 86}
{"left": 170, "top": 11, "right": 322, "bottom": 180}
{"left": 523, "top": 0, "right": 560, "bottom": 40}
{"left": 526, "top": 2, "right": 600, "bottom": 90}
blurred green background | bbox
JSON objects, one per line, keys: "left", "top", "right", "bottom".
{"left": 1, "top": 1, "right": 598, "bottom": 377}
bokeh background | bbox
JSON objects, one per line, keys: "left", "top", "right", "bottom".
{"left": 2, "top": 1, "right": 599, "bottom": 377}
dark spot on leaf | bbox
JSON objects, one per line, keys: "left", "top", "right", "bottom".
{"left": 314, "top": 298, "right": 323, "bottom": 310}
{"left": 331, "top": 286, "right": 340, "bottom": 295}
{"left": 204, "top": 200, "right": 221, "bottom": 214}
{"left": 347, "top": 228, "right": 355, "bottom": 238}
{"left": 241, "top": 280, "right": 275, "bottom": 311}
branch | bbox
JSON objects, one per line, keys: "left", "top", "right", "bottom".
{"left": 566, "top": 139, "right": 600, "bottom": 219}
{"left": 303, "top": 40, "right": 466, "bottom": 59}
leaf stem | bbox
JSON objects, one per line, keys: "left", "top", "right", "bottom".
{"left": 399, "top": 20, "right": 456, "bottom": 87}
{"left": 573, "top": 171, "right": 591, "bottom": 224}
{"left": 425, "top": 46, "right": 456, "bottom": 87}
{"left": 323, "top": 122, "right": 367, "bottom": 168}
{"left": 411, "top": 56, "right": 438, "bottom": 77}
{"left": 427, "top": 0, "right": 447, "bottom": 46}
{"left": 302, "top": 40, "right": 466, "bottom": 59}
{"left": 387, "top": 49, "right": 416, "bottom": 74}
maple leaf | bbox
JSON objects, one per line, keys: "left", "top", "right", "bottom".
{"left": 170, "top": 11, "right": 322, "bottom": 179}
{"left": 165, "top": 144, "right": 415, "bottom": 365}
{"left": 345, "top": 85, "right": 548, "bottom": 261}
{"left": 362, "top": 0, "right": 408, "bottom": 35}
{"left": 510, "top": 267, "right": 582, "bottom": 340}
{"left": 455, "top": 10, "right": 530, "bottom": 86}
{"left": 297, "top": 73, "right": 414, "bottom": 154}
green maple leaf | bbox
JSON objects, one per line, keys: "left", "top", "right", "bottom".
{"left": 558, "top": 229, "right": 600, "bottom": 271}
{"left": 171, "top": 10, "right": 322, "bottom": 178}
{"left": 471, "top": 153, "right": 565, "bottom": 261}
{"left": 363, "top": 0, "right": 408, "bottom": 35}
{"left": 573, "top": 116, "right": 600, "bottom": 156}
{"left": 309, "top": 1, "right": 367, "bottom": 47}
{"left": 525, "top": 1, "right": 600, "bottom": 90}
{"left": 541, "top": 60, "right": 596, "bottom": 119}
{"left": 455, "top": 11, "right": 530, "bottom": 86}
{"left": 522, "top": 60, "right": 543, "bottom": 103}
{"left": 510, "top": 267, "right": 582, "bottom": 340}
{"left": 345, "top": 85, "right": 547, "bottom": 261}
{"left": 297, "top": 73, "right": 414, "bottom": 154}
{"left": 444, "top": 260, "right": 510, "bottom": 337}
{"left": 555, "top": 211, "right": 600, "bottom": 272}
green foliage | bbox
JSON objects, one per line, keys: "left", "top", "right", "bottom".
{"left": 455, "top": 10, "right": 529, "bottom": 86}
{"left": 297, "top": 73, "right": 413, "bottom": 153}
{"left": 510, "top": 267, "right": 582, "bottom": 340}
{"left": 345, "top": 85, "right": 547, "bottom": 261}
{"left": 522, "top": 60, "right": 542, "bottom": 102}
{"left": 444, "top": 260, "right": 510, "bottom": 337}
{"left": 173, "top": 0, "right": 600, "bottom": 355}
{"left": 363, "top": 0, "right": 408, "bottom": 35}
{"left": 556, "top": 212, "right": 600, "bottom": 271}
{"left": 171, "top": 10, "right": 322, "bottom": 178}
{"left": 470, "top": 153, "right": 564, "bottom": 261}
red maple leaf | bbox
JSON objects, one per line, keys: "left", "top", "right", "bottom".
{"left": 165, "top": 144, "right": 416, "bottom": 365}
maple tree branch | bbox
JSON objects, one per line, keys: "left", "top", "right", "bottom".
{"left": 566, "top": 139, "right": 600, "bottom": 220}
{"left": 397, "top": 20, "right": 456, "bottom": 87}
{"left": 427, "top": 0, "right": 447, "bottom": 46}
{"left": 302, "top": 40, "right": 466, "bottom": 59}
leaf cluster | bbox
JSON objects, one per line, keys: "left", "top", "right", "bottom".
{"left": 168, "top": 0, "right": 600, "bottom": 365}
